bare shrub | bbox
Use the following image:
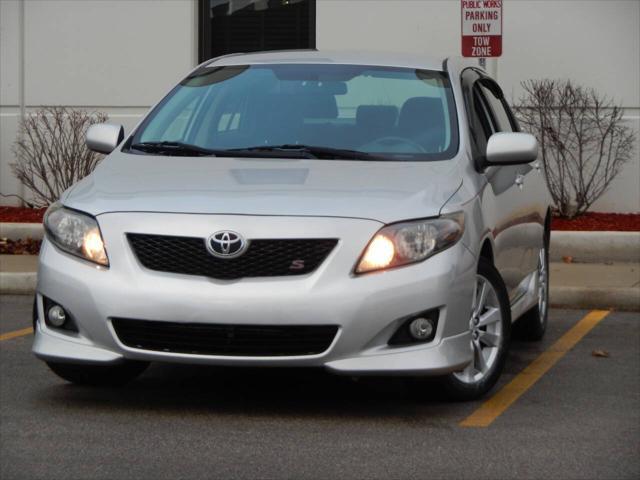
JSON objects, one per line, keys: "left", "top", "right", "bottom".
{"left": 9, "top": 106, "right": 108, "bottom": 207}
{"left": 514, "top": 79, "right": 635, "bottom": 218}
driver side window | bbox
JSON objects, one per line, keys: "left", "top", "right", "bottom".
{"left": 478, "top": 82, "right": 516, "bottom": 133}
{"left": 463, "top": 70, "right": 517, "bottom": 160}
{"left": 467, "top": 84, "right": 495, "bottom": 155}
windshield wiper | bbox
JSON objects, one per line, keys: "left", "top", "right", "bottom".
{"left": 228, "top": 144, "right": 386, "bottom": 161}
{"left": 129, "top": 141, "right": 218, "bottom": 157}
{"left": 129, "top": 142, "right": 388, "bottom": 160}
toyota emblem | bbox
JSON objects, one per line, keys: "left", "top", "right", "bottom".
{"left": 206, "top": 230, "right": 248, "bottom": 258}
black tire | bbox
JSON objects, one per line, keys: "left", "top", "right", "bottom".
{"left": 438, "top": 257, "right": 512, "bottom": 401}
{"left": 32, "top": 296, "right": 38, "bottom": 331}
{"left": 46, "top": 361, "right": 149, "bottom": 386}
{"left": 514, "top": 228, "right": 550, "bottom": 342}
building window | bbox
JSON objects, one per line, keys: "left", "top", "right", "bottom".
{"left": 199, "top": 0, "right": 316, "bottom": 62}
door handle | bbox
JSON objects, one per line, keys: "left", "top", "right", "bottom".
{"left": 515, "top": 174, "right": 525, "bottom": 189}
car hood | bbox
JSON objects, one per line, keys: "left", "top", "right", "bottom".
{"left": 63, "top": 152, "right": 463, "bottom": 224}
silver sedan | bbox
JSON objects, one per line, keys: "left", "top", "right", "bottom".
{"left": 33, "top": 51, "right": 550, "bottom": 400}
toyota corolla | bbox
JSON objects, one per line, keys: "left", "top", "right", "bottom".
{"left": 33, "top": 51, "right": 550, "bottom": 400}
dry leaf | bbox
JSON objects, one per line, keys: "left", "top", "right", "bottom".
{"left": 0, "top": 238, "right": 41, "bottom": 255}
{"left": 562, "top": 255, "right": 574, "bottom": 264}
{"left": 592, "top": 349, "right": 610, "bottom": 358}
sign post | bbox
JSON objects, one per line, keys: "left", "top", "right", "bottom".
{"left": 461, "top": 0, "right": 503, "bottom": 68}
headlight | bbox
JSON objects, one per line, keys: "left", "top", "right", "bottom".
{"left": 355, "top": 213, "right": 464, "bottom": 274}
{"left": 44, "top": 202, "right": 109, "bottom": 266}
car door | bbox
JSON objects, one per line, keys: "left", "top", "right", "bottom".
{"left": 464, "top": 70, "right": 541, "bottom": 301}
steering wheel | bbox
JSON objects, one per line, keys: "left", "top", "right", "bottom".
{"left": 360, "top": 136, "right": 427, "bottom": 154}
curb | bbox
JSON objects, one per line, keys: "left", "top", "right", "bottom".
{"left": 550, "top": 231, "right": 640, "bottom": 263}
{"left": 2, "top": 271, "right": 638, "bottom": 311}
{"left": 0, "top": 272, "right": 37, "bottom": 295}
{"left": 550, "top": 286, "right": 640, "bottom": 312}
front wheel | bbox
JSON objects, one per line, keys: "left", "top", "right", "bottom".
{"left": 440, "top": 258, "right": 512, "bottom": 401}
{"left": 46, "top": 361, "right": 149, "bottom": 386}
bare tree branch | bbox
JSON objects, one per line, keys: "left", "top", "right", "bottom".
{"left": 9, "top": 107, "right": 108, "bottom": 208}
{"left": 514, "top": 79, "right": 636, "bottom": 218}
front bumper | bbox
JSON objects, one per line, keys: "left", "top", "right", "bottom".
{"left": 33, "top": 213, "right": 476, "bottom": 376}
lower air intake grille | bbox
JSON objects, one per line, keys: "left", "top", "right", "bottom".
{"left": 127, "top": 234, "right": 337, "bottom": 280}
{"left": 111, "top": 318, "right": 339, "bottom": 357}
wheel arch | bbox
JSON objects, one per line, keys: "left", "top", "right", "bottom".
{"left": 479, "top": 239, "right": 494, "bottom": 264}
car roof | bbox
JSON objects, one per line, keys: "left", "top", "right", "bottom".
{"left": 207, "top": 49, "right": 448, "bottom": 72}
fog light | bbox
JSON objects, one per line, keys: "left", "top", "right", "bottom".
{"left": 408, "top": 317, "right": 434, "bottom": 340}
{"left": 389, "top": 309, "right": 439, "bottom": 346}
{"left": 47, "top": 305, "right": 67, "bottom": 328}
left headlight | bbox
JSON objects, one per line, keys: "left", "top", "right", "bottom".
{"left": 355, "top": 213, "right": 464, "bottom": 274}
{"left": 44, "top": 202, "right": 109, "bottom": 266}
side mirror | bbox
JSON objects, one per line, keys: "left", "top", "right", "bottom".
{"left": 86, "top": 123, "right": 124, "bottom": 154}
{"left": 485, "top": 132, "right": 538, "bottom": 166}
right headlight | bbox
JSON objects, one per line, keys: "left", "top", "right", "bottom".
{"left": 355, "top": 212, "right": 464, "bottom": 274}
{"left": 44, "top": 202, "right": 109, "bottom": 266}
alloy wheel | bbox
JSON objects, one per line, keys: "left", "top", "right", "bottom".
{"left": 537, "top": 247, "right": 548, "bottom": 324}
{"left": 453, "top": 274, "right": 504, "bottom": 384}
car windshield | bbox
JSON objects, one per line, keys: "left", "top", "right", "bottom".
{"left": 127, "top": 63, "right": 458, "bottom": 161}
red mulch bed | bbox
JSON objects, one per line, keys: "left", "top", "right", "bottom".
{"left": 0, "top": 206, "right": 46, "bottom": 223}
{"left": 551, "top": 212, "right": 640, "bottom": 231}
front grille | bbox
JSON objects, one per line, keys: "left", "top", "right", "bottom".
{"left": 112, "top": 319, "right": 338, "bottom": 357}
{"left": 127, "top": 234, "right": 337, "bottom": 280}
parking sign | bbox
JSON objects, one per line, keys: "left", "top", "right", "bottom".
{"left": 461, "top": 0, "right": 503, "bottom": 57}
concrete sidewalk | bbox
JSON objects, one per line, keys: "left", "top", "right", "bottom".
{"left": 1, "top": 254, "right": 638, "bottom": 310}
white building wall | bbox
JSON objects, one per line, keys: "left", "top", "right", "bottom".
{"left": 1, "top": 0, "right": 639, "bottom": 212}
{"left": 0, "top": 0, "right": 197, "bottom": 205}
{"left": 0, "top": 0, "right": 22, "bottom": 204}
{"left": 317, "top": 0, "right": 640, "bottom": 213}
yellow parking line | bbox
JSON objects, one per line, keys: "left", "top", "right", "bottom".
{"left": 0, "top": 327, "right": 33, "bottom": 341}
{"left": 460, "top": 309, "right": 611, "bottom": 428}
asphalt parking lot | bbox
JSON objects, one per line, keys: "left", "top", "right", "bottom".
{"left": 1, "top": 295, "right": 638, "bottom": 480}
